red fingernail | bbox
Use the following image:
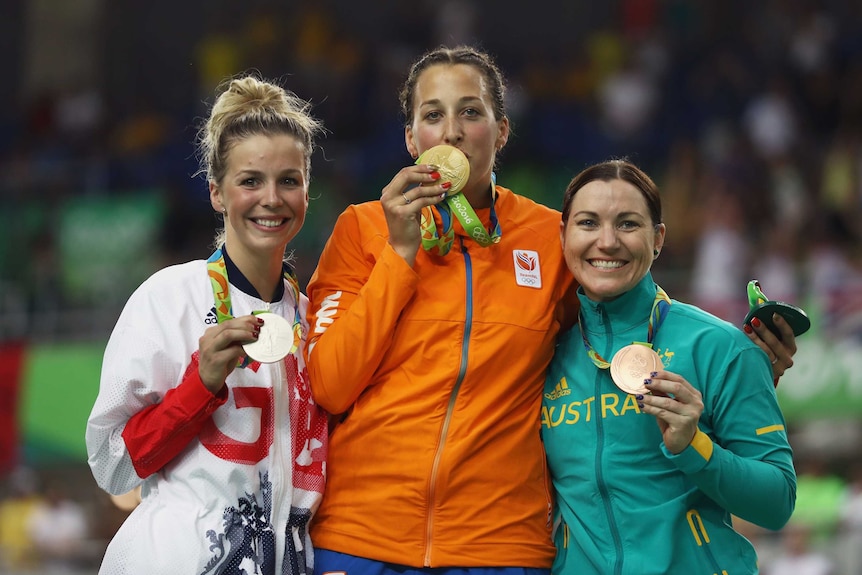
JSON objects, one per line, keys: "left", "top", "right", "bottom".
{"left": 257, "top": 317, "right": 265, "bottom": 324}
{"left": 752, "top": 317, "right": 761, "bottom": 328}
{"left": 430, "top": 171, "right": 441, "bottom": 180}
{"left": 743, "top": 324, "right": 753, "bottom": 334}
{"left": 441, "top": 182, "right": 452, "bottom": 189}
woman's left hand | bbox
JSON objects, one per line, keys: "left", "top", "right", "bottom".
{"left": 638, "top": 370, "right": 704, "bottom": 454}
{"left": 745, "top": 313, "right": 796, "bottom": 379}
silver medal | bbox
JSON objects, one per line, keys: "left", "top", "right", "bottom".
{"left": 242, "top": 312, "right": 294, "bottom": 363}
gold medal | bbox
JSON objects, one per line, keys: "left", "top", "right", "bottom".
{"left": 242, "top": 312, "right": 294, "bottom": 363}
{"left": 609, "top": 344, "right": 662, "bottom": 395}
{"left": 417, "top": 144, "right": 470, "bottom": 195}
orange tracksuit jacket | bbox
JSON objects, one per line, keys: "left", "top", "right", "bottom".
{"left": 305, "top": 186, "right": 577, "bottom": 568}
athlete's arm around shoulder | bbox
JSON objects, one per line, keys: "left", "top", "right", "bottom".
{"left": 305, "top": 203, "right": 420, "bottom": 414}
{"left": 665, "top": 324, "right": 796, "bottom": 530}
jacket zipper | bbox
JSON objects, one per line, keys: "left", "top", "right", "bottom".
{"left": 271, "top": 354, "right": 286, "bottom": 568}
{"left": 593, "top": 305, "right": 626, "bottom": 575}
{"left": 424, "top": 238, "right": 474, "bottom": 566}
{"left": 540, "top": 447, "right": 553, "bottom": 528}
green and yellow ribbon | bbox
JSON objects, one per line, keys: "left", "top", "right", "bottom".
{"left": 206, "top": 249, "right": 302, "bottom": 368}
{"left": 578, "top": 285, "right": 672, "bottom": 369}
{"left": 419, "top": 175, "right": 502, "bottom": 256}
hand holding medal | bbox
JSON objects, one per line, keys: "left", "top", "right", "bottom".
{"left": 415, "top": 145, "right": 502, "bottom": 256}
{"left": 207, "top": 249, "right": 302, "bottom": 370}
{"left": 417, "top": 144, "right": 470, "bottom": 195}
{"left": 610, "top": 344, "right": 663, "bottom": 395}
{"left": 579, "top": 286, "right": 672, "bottom": 396}
{"left": 242, "top": 312, "right": 298, "bottom": 363}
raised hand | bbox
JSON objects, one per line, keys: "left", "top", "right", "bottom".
{"left": 197, "top": 315, "right": 263, "bottom": 393}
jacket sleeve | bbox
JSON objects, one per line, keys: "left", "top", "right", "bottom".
{"left": 662, "top": 346, "right": 797, "bottom": 530}
{"left": 121, "top": 364, "right": 227, "bottom": 478}
{"left": 304, "top": 205, "right": 420, "bottom": 414}
{"left": 85, "top": 283, "right": 225, "bottom": 495}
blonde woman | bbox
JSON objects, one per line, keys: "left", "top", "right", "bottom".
{"left": 86, "top": 75, "right": 327, "bottom": 575}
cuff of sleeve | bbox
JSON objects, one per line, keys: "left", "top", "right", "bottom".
{"left": 122, "top": 368, "right": 228, "bottom": 478}
{"left": 662, "top": 429, "right": 714, "bottom": 473}
{"left": 180, "top": 369, "right": 228, "bottom": 416}
{"left": 380, "top": 242, "right": 422, "bottom": 283}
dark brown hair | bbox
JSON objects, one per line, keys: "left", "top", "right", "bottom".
{"left": 399, "top": 45, "right": 507, "bottom": 127}
{"left": 561, "top": 159, "right": 663, "bottom": 226}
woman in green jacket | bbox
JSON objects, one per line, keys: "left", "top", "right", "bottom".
{"left": 542, "top": 159, "right": 796, "bottom": 575}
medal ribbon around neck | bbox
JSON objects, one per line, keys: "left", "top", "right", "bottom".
{"left": 578, "top": 285, "right": 672, "bottom": 369}
{"left": 419, "top": 173, "right": 502, "bottom": 256}
{"left": 206, "top": 248, "right": 302, "bottom": 368}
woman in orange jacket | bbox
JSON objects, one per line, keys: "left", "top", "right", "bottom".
{"left": 303, "top": 45, "right": 798, "bottom": 575}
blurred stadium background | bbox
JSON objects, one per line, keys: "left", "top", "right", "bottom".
{"left": 1, "top": 0, "right": 862, "bottom": 573}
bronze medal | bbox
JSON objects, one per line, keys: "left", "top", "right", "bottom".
{"left": 610, "top": 344, "right": 662, "bottom": 395}
{"left": 242, "top": 312, "right": 294, "bottom": 363}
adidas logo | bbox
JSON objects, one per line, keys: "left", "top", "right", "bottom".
{"left": 544, "top": 377, "right": 571, "bottom": 400}
{"left": 204, "top": 307, "right": 218, "bottom": 325}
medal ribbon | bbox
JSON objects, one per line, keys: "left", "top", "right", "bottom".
{"left": 578, "top": 285, "right": 671, "bottom": 369}
{"left": 206, "top": 249, "right": 303, "bottom": 368}
{"left": 419, "top": 174, "right": 502, "bottom": 256}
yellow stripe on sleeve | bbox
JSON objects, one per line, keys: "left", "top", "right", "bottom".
{"left": 690, "top": 429, "right": 714, "bottom": 461}
{"left": 756, "top": 424, "right": 785, "bottom": 435}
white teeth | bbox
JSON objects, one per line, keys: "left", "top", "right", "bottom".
{"left": 590, "top": 260, "right": 624, "bottom": 269}
{"left": 255, "top": 219, "right": 284, "bottom": 228}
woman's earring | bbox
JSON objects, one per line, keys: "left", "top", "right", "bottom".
{"left": 653, "top": 249, "right": 659, "bottom": 257}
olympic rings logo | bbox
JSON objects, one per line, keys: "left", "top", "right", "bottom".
{"left": 472, "top": 228, "right": 490, "bottom": 242}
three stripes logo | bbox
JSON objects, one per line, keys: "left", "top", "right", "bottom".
{"left": 545, "top": 377, "right": 571, "bottom": 400}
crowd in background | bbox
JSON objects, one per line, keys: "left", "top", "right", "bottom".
{"left": 2, "top": 0, "right": 861, "bottom": 334}
{"left": 1, "top": 0, "right": 862, "bottom": 573}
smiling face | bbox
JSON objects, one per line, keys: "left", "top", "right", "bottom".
{"left": 405, "top": 63, "right": 508, "bottom": 204}
{"left": 209, "top": 133, "right": 309, "bottom": 268}
{"left": 560, "top": 178, "right": 666, "bottom": 302}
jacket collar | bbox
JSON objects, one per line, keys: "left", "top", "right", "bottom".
{"left": 221, "top": 246, "right": 286, "bottom": 303}
{"left": 577, "top": 272, "right": 658, "bottom": 335}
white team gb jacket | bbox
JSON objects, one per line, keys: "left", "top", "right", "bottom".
{"left": 86, "top": 258, "right": 327, "bottom": 575}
